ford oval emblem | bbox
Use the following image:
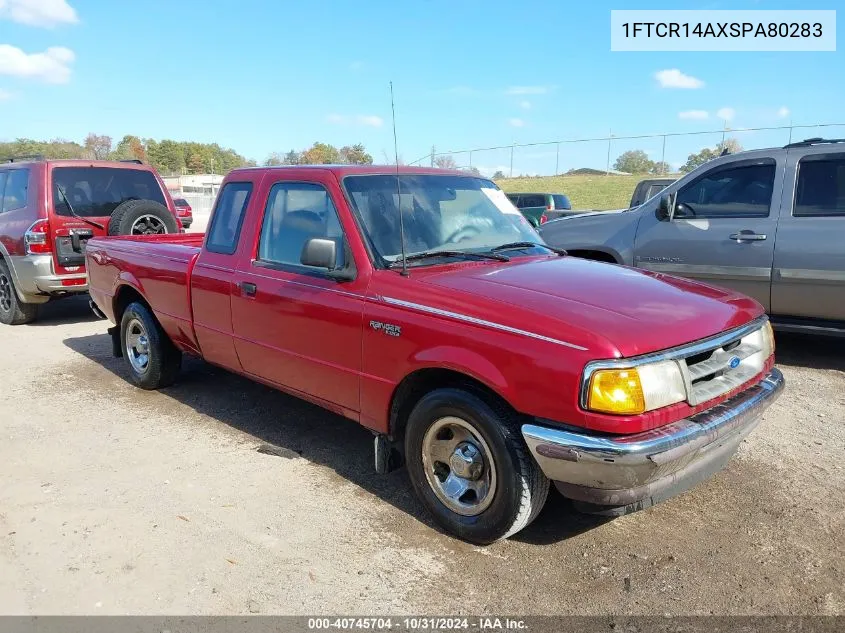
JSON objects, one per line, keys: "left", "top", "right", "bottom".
{"left": 729, "top": 356, "right": 741, "bottom": 369}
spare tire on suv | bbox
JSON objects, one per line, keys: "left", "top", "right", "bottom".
{"left": 107, "top": 199, "right": 178, "bottom": 236}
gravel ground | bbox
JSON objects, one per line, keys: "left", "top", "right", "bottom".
{"left": 1, "top": 296, "right": 843, "bottom": 615}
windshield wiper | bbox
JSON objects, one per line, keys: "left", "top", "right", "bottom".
{"left": 488, "top": 241, "right": 567, "bottom": 256}
{"left": 56, "top": 185, "right": 105, "bottom": 230}
{"left": 389, "top": 250, "right": 510, "bottom": 269}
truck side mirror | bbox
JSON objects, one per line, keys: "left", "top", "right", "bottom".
{"left": 301, "top": 237, "right": 337, "bottom": 268}
{"left": 300, "top": 238, "right": 354, "bottom": 281}
{"left": 656, "top": 193, "right": 676, "bottom": 221}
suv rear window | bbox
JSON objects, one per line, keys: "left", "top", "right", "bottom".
{"left": 519, "top": 194, "right": 545, "bottom": 208}
{"left": 2, "top": 169, "right": 29, "bottom": 212}
{"left": 52, "top": 167, "right": 167, "bottom": 218}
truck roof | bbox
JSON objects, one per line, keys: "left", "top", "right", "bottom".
{"left": 227, "top": 164, "right": 484, "bottom": 179}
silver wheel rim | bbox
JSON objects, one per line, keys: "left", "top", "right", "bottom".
{"left": 0, "top": 272, "right": 12, "bottom": 313}
{"left": 422, "top": 416, "right": 497, "bottom": 516}
{"left": 130, "top": 215, "right": 167, "bottom": 235}
{"left": 125, "top": 318, "right": 151, "bottom": 374}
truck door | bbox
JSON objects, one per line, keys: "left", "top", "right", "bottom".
{"left": 230, "top": 176, "right": 366, "bottom": 420}
{"left": 191, "top": 179, "right": 257, "bottom": 373}
{"left": 633, "top": 156, "right": 784, "bottom": 310}
{"left": 771, "top": 149, "right": 845, "bottom": 321}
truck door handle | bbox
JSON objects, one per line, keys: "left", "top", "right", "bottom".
{"left": 238, "top": 281, "right": 257, "bottom": 297}
{"left": 729, "top": 231, "right": 767, "bottom": 242}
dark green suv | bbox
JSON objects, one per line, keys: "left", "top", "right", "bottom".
{"left": 505, "top": 192, "right": 572, "bottom": 227}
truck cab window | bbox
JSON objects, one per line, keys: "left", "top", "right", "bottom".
{"left": 794, "top": 157, "right": 845, "bottom": 217}
{"left": 206, "top": 182, "right": 253, "bottom": 254}
{"left": 258, "top": 182, "right": 346, "bottom": 269}
{"left": 676, "top": 162, "right": 775, "bottom": 218}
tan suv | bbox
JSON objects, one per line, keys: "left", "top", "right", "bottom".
{"left": 0, "top": 156, "right": 179, "bottom": 325}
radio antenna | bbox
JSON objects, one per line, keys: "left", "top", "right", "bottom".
{"left": 390, "top": 81, "right": 409, "bottom": 277}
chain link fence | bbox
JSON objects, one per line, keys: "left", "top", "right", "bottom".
{"left": 409, "top": 122, "right": 845, "bottom": 177}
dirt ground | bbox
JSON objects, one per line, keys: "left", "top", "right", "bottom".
{"left": 1, "top": 296, "right": 843, "bottom": 615}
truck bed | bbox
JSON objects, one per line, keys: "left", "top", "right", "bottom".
{"left": 86, "top": 234, "right": 205, "bottom": 353}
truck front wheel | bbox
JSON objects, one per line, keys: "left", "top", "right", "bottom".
{"left": 405, "top": 388, "right": 549, "bottom": 544}
{"left": 120, "top": 301, "right": 182, "bottom": 389}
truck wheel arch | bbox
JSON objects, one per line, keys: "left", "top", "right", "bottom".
{"left": 113, "top": 283, "right": 149, "bottom": 323}
{"left": 388, "top": 366, "right": 516, "bottom": 442}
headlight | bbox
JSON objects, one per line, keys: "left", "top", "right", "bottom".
{"left": 587, "top": 360, "right": 687, "bottom": 415}
{"left": 740, "top": 321, "right": 775, "bottom": 373}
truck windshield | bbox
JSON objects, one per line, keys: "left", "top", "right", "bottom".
{"left": 52, "top": 167, "right": 167, "bottom": 217}
{"left": 343, "top": 174, "right": 542, "bottom": 263}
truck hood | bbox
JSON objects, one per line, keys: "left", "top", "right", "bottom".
{"left": 416, "top": 256, "right": 763, "bottom": 358}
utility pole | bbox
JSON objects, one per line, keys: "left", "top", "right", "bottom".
{"left": 555, "top": 142, "right": 560, "bottom": 175}
{"left": 605, "top": 129, "right": 613, "bottom": 175}
{"left": 430, "top": 145, "right": 435, "bottom": 167}
{"left": 660, "top": 135, "right": 667, "bottom": 174}
{"left": 509, "top": 143, "right": 514, "bottom": 178}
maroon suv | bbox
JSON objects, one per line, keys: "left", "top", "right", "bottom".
{"left": 0, "top": 156, "right": 180, "bottom": 325}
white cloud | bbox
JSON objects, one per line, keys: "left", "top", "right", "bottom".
{"left": 519, "top": 100, "right": 531, "bottom": 110}
{"left": 505, "top": 86, "right": 550, "bottom": 95}
{"left": 508, "top": 118, "right": 525, "bottom": 128}
{"left": 0, "top": 88, "right": 14, "bottom": 100}
{"left": 777, "top": 106, "right": 790, "bottom": 118}
{"left": 0, "top": 45, "right": 74, "bottom": 83}
{"left": 716, "top": 107, "right": 736, "bottom": 121}
{"left": 0, "top": 0, "right": 78, "bottom": 28}
{"left": 326, "top": 113, "right": 383, "bottom": 127}
{"left": 654, "top": 69, "right": 704, "bottom": 89}
{"left": 678, "top": 110, "right": 709, "bottom": 120}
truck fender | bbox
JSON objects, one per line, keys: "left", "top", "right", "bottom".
{"left": 410, "top": 345, "right": 513, "bottom": 403}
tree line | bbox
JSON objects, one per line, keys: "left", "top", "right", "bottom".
{"left": 613, "top": 139, "right": 743, "bottom": 175}
{"left": 1, "top": 136, "right": 379, "bottom": 175}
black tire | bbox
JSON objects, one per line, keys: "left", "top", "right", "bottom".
{"left": 108, "top": 199, "right": 178, "bottom": 236}
{"left": 0, "top": 259, "right": 38, "bottom": 325}
{"left": 404, "top": 388, "right": 549, "bottom": 544}
{"left": 120, "top": 301, "right": 182, "bottom": 389}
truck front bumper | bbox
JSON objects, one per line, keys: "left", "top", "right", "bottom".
{"left": 521, "top": 368, "right": 784, "bottom": 514}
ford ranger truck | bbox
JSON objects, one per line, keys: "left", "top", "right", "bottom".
{"left": 85, "top": 165, "right": 784, "bottom": 544}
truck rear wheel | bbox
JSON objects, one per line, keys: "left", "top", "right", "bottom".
{"left": 108, "top": 200, "right": 178, "bottom": 236}
{"left": 404, "top": 388, "right": 549, "bottom": 544}
{"left": 120, "top": 301, "right": 182, "bottom": 389}
{"left": 0, "top": 260, "right": 38, "bottom": 325}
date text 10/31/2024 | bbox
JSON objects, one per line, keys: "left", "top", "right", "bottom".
{"left": 307, "top": 617, "right": 527, "bottom": 630}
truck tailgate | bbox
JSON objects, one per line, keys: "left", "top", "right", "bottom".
{"left": 86, "top": 234, "right": 204, "bottom": 353}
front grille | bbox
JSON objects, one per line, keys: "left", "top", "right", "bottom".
{"left": 681, "top": 330, "right": 766, "bottom": 406}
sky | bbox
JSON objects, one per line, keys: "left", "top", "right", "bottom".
{"left": 0, "top": 0, "right": 843, "bottom": 176}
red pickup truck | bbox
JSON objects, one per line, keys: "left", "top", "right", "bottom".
{"left": 86, "top": 165, "right": 784, "bottom": 544}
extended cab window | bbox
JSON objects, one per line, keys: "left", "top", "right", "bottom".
{"left": 206, "top": 182, "right": 253, "bottom": 254}
{"left": 53, "top": 167, "right": 166, "bottom": 217}
{"left": 257, "top": 182, "right": 346, "bottom": 269}
{"left": 794, "top": 156, "right": 845, "bottom": 217}
{"left": 2, "top": 169, "right": 29, "bottom": 212}
{"left": 676, "top": 161, "right": 775, "bottom": 218}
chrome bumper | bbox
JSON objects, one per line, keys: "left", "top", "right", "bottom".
{"left": 522, "top": 368, "right": 784, "bottom": 510}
